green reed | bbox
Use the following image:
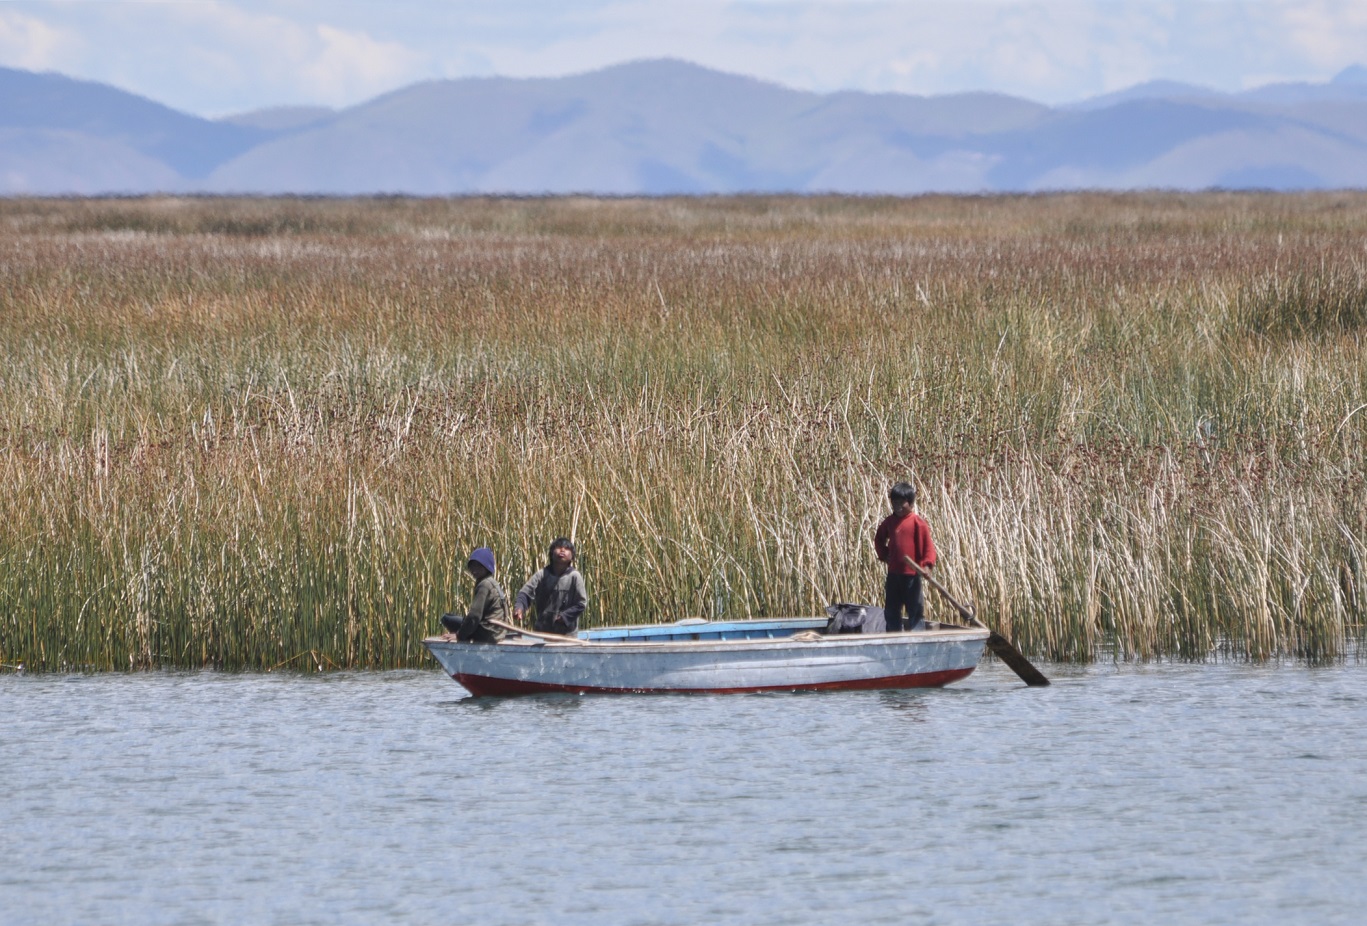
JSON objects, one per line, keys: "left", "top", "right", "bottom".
{"left": 1, "top": 193, "right": 1363, "bottom": 671}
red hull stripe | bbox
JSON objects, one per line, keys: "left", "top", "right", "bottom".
{"left": 453, "top": 667, "right": 975, "bottom": 697}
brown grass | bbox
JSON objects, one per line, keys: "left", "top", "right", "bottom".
{"left": 1, "top": 193, "right": 1363, "bottom": 671}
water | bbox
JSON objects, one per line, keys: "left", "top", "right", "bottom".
{"left": 2, "top": 661, "right": 1363, "bottom": 926}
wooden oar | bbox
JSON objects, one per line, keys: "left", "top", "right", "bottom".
{"left": 488, "top": 618, "right": 593, "bottom": 645}
{"left": 903, "top": 556, "right": 1049, "bottom": 687}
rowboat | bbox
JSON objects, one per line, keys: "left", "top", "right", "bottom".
{"left": 423, "top": 616, "right": 991, "bottom": 696}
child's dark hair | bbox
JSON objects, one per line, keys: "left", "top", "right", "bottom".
{"left": 889, "top": 482, "right": 916, "bottom": 504}
{"left": 548, "top": 537, "right": 576, "bottom": 561}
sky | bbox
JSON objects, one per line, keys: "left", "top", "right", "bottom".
{"left": 1, "top": 1, "right": 1366, "bottom": 117}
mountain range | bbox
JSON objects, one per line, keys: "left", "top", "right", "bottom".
{"left": 3, "top": 59, "right": 1367, "bottom": 195}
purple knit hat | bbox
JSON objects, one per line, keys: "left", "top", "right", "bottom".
{"left": 467, "top": 547, "right": 496, "bottom": 574}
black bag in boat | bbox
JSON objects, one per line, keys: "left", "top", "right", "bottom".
{"left": 824, "top": 603, "right": 886, "bottom": 634}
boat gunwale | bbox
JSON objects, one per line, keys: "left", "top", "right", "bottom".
{"left": 422, "top": 625, "right": 990, "bottom": 656}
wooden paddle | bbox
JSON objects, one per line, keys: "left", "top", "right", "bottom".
{"left": 903, "top": 556, "right": 1049, "bottom": 687}
{"left": 488, "top": 618, "right": 593, "bottom": 645}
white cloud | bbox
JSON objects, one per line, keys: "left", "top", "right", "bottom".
{"left": 399, "top": 2, "right": 1282, "bottom": 102}
{"left": 0, "top": 9, "right": 82, "bottom": 71}
{"left": 159, "top": 2, "right": 427, "bottom": 110}
{"left": 304, "top": 24, "right": 421, "bottom": 100}
{"left": 1278, "top": 0, "right": 1367, "bottom": 73}
{"left": 4, "top": 1, "right": 1367, "bottom": 114}
{"left": 1, "top": 1, "right": 427, "bottom": 114}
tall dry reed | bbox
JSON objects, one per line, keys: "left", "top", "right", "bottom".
{"left": 1, "top": 193, "right": 1363, "bottom": 671}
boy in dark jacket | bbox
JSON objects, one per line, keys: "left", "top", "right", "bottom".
{"left": 513, "top": 537, "right": 588, "bottom": 635}
{"left": 440, "top": 547, "right": 509, "bottom": 643}
{"left": 873, "top": 482, "right": 937, "bottom": 632}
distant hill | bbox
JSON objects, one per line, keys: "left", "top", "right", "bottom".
{"left": 0, "top": 66, "right": 269, "bottom": 190}
{"left": 2, "top": 59, "right": 1366, "bottom": 195}
{"left": 1066, "top": 80, "right": 1219, "bottom": 110}
{"left": 219, "top": 106, "right": 335, "bottom": 133}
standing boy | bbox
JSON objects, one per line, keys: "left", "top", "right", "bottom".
{"left": 873, "top": 482, "right": 937, "bottom": 632}
{"left": 513, "top": 537, "right": 589, "bottom": 635}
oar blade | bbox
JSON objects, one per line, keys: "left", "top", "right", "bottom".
{"left": 986, "top": 632, "right": 1051, "bottom": 687}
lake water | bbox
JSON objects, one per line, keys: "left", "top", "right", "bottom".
{"left": 2, "top": 660, "right": 1363, "bottom": 926}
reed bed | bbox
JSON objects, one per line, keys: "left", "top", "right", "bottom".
{"left": 1, "top": 193, "right": 1363, "bottom": 671}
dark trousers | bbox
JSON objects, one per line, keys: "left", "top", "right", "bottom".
{"left": 440, "top": 613, "right": 497, "bottom": 643}
{"left": 884, "top": 573, "right": 925, "bottom": 632}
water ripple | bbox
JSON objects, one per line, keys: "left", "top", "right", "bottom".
{"left": 2, "top": 663, "right": 1364, "bottom": 925}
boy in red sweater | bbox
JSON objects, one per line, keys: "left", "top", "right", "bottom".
{"left": 873, "top": 481, "right": 937, "bottom": 631}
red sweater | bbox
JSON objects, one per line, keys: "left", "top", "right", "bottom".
{"left": 874, "top": 512, "right": 937, "bottom": 575}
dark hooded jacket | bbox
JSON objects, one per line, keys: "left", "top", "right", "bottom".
{"left": 455, "top": 548, "right": 507, "bottom": 643}
{"left": 514, "top": 567, "right": 588, "bottom": 634}
{"left": 459, "top": 573, "right": 509, "bottom": 643}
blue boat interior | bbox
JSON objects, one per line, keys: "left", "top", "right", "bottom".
{"left": 576, "top": 617, "right": 829, "bottom": 643}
